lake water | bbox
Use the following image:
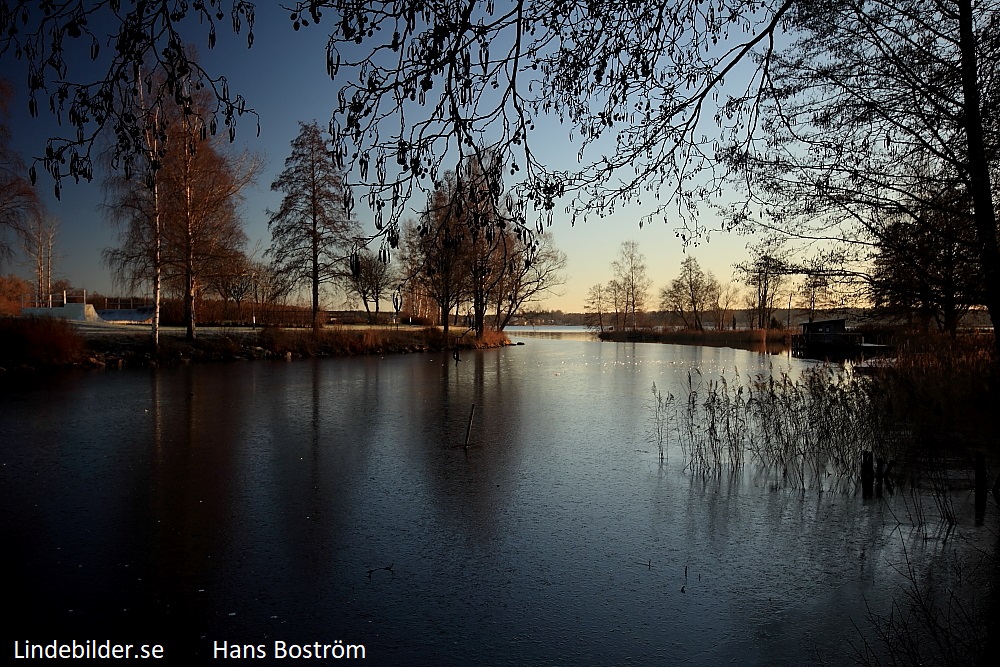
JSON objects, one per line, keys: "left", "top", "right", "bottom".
{"left": 1, "top": 335, "right": 993, "bottom": 664}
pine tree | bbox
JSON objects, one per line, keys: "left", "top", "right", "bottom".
{"left": 268, "top": 122, "right": 359, "bottom": 330}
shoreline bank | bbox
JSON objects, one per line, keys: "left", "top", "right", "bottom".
{"left": 0, "top": 317, "right": 513, "bottom": 371}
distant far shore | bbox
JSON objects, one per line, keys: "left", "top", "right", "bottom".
{"left": 0, "top": 317, "right": 512, "bottom": 371}
{"left": 597, "top": 328, "right": 793, "bottom": 348}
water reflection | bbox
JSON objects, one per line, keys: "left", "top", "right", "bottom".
{"left": 1, "top": 340, "right": 994, "bottom": 665}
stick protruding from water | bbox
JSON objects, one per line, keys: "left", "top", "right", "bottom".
{"left": 464, "top": 403, "right": 476, "bottom": 449}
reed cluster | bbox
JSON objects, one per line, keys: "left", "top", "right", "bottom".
{"left": 648, "top": 382, "right": 674, "bottom": 461}
{"left": 670, "top": 367, "right": 900, "bottom": 490}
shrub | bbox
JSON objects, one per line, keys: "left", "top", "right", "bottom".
{"left": 0, "top": 316, "right": 86, "bottom": 367}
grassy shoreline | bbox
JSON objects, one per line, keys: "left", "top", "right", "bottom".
{"left": 0, "top": 317, "right": 513, "bottom": 371}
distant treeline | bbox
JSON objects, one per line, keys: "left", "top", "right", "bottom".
{"left": 518, "top": 307, "right": 994, "bottom": 331}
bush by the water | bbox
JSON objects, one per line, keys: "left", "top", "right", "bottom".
{"left": 0, "top": 317, "right": 86, "bottom": 368}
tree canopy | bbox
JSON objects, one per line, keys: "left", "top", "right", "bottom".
{"left": 7, "top": 1, "right": 1000, "bottom": 345}
{"left": 0, "top": 1, "right": 257, "bottom": 194}
{"left": 0, "top": 78, "right": 41, "bottom": 265}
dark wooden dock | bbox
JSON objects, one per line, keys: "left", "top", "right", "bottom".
{"left": 791, "top": 319, "right": 892, "bottom": 361}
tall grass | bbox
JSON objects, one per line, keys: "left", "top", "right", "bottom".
{"left": 650, "top": 337, "right": 1000, "bottom": 664}
{"left": 669, "top": 367, "right": 899, "bottom": 489}
{"left": 648, "top": 382, "right": 673, "bottom": 461}
{"left": 652, "top": 336, "right": 998, "bottom": 526}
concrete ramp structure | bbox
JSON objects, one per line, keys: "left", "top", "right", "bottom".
{"left": 21, "top": 303, "right": 101, "bottom": 322}
{"left": 96, "top": 306, "right": 154, "bottom": 324}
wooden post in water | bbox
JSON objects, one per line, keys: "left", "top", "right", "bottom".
{"left": 975, "top": 452, "right": 987, "bottom": 526}
{"left": 861, "top": 451, "right": 875, "bottom": 499}
{"left": 464, "top": 404, "right": 476, "bottom": 449}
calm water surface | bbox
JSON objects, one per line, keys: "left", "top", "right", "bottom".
{"left": 1, "top": 336, "right": 993, "bottom": 664}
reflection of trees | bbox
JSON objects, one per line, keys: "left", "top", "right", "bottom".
{"left": 138, "top": 362, "right": 383, "bottom": 633}
{"left": 403, "top": 350, "right": 526, "bottom": 541}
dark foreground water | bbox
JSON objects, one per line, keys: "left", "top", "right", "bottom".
{"left": 1, "top": 336, "right": 995, "bottom": 664}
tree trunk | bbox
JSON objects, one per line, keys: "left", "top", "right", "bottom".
{"left": 959, "top": 0, "right": 1000, "bottom": 354}
{"left": 185, "top": 268, "right": 197, "bottom": 341}
{"left": 311, "top": 237, "right": 321, "bottom": 332}
{"left": 152, "top": 188, "right": 161, "bottom": 350}
{"left": 474, "top": 299, "right": 486, "bottom": 339}
{"left": 138, "top": 84, "right": 160, "bottom": 351}
{"left": 185, "top": 180, "right": 196, "bottom": 341}
{"left": 310, "top": 194, "right": 322, "bottom": 332}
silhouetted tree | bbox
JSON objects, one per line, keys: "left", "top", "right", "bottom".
{"left": 870, "top": 203, "right": 980, "bottom": 336}
{"left": 249, "top": 260, "right": 296, "bottom": 324}
{"left": 724, "top": 0, "right": 1000, "bottom": 347}
{"left": 12, "top": 2, "right": 1000, "bottom": 348}
{"left": 611, "top": 241, "right": 651, "bottom": 330}
{"left": 269, "top": 121, "right": 360, "bottom": 330}
{"left": 401, "top": 174, "right": 472, "bottom": 339}
{"left": 347, "top": 249, "right": 395, "bottom": 323}
{"left": 710, "top": 282, "right": 740, "bottom": 332}
{"left": 736, "top": 243, "right": 789, "bottom": 330}
{"left": 212, "top": 251, "right": 255, "bottom": 322}
{"left": 491, "top": 231, "right": 566, "bottom": 332}
{"left": 584, "top": 283, "right": 609, "bottom": 332}
{"left": 660, "top": 257, "right": 717, "bottom": 331}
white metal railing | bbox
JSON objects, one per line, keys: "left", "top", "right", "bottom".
{"left": 103, "top": 297, "right": 153, "bottom": 310}
{"left": 21, "top": 289, "right": 88, "bottom": 309}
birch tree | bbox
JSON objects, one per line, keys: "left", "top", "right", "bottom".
{"left": 105, "top": 93, "right": 258, "bottom": 341}
{"left": 21, "top": 212, "right": 56, "bottom": 303}
{"left": 102, "top": 69, "right": 171, "bottom": 348}
{"left": 584, "top": 283, "right": 609, "bottom": 332}
{"left": 160, "top": 111, "right": 258, "bottom": 339}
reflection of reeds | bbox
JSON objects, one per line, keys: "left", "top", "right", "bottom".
{"left": 856, "top": 531, "right": 989, "bottom": 666}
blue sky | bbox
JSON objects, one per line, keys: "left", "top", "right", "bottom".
{"left": 0, "top": 4, "right": 762, "bottom": 312}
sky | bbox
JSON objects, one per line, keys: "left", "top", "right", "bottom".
{"left": 0, "top": 4, "right": 763, "bottom": 313}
